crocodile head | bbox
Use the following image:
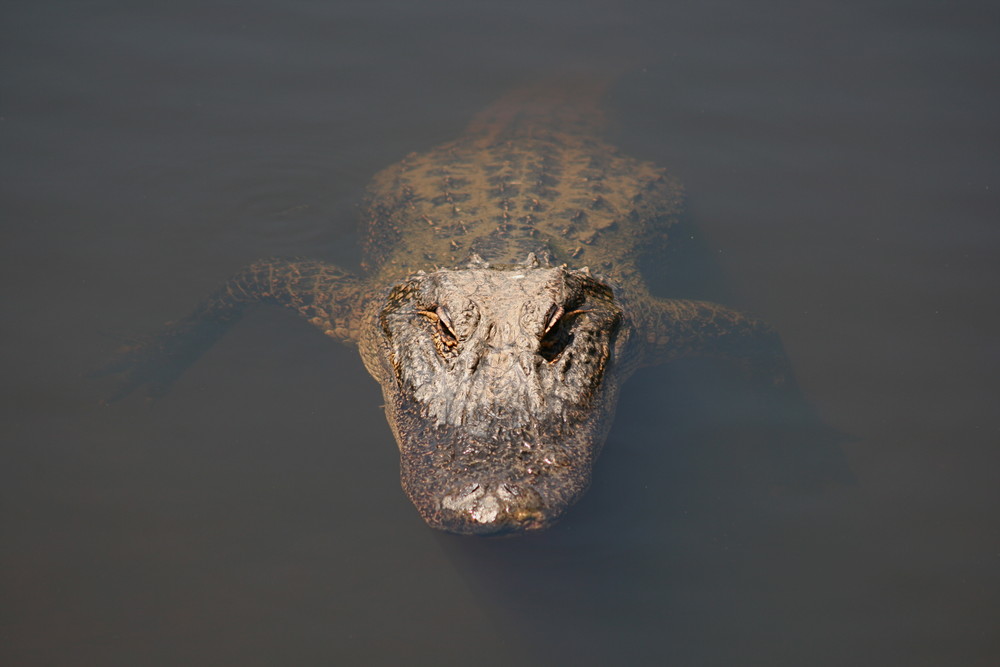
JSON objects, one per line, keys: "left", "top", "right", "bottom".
{"left": 360, "top": 256, "right": 633, "bottom": 535}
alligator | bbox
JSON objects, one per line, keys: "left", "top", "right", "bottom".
{"left": 99, "top": 81, "right": 794, "bottom": 535}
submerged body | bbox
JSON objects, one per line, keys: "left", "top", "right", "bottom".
{"left": 102, "top": 82, "right": 791, "bottom": 535}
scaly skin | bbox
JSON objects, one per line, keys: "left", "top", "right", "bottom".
{"left": 98, "top": 81, "right": 791, "bottom": 535}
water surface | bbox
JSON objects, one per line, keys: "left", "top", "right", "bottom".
{"left": 2, "top": 1, "right": 998, "bottom": 665}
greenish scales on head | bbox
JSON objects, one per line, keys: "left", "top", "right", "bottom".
{"left": 97, "top": 80, "right": 793, "bottom": 535}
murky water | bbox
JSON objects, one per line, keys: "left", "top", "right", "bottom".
{"left": 2, "top": 1, "right": 997, "bottom": 665}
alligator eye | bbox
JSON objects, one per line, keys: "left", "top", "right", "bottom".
{"left": 539, "top": 304, "right": 591, "bottom": 363}
{"left": 417, "top": 305, "right": 459, "bottom": 348}
{"left": 435, "top": 306, "right": 458, "bottom": 345}
{"left": 543, "top": 304, "right": 564, "bottom": 335}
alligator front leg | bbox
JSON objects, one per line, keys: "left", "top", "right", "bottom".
{"left": 637, "top": 297, "right": 795, "bottom": 387}
{"left": 95, "top": 258, "right": 366, "bottom": 401}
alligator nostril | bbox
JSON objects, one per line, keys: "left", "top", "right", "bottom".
{"left": 497, "top": 483, "right": 520, "bottom": 499}
{"left": 438, "top": 482, "right": 545, "bottom": 534}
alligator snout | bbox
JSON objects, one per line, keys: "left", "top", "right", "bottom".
{"left": 437, "top": 482, "right": 546, "bottom": 535}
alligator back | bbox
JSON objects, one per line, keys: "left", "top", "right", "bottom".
{"left": 362, "top": 80, "right": 684, "bottom": 285}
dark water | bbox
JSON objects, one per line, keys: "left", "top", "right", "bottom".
{"left": 2, "top": 1, "right": 998, "bottom": 664}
